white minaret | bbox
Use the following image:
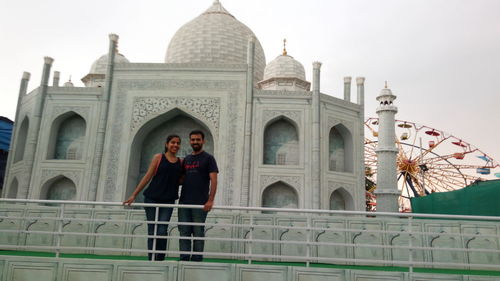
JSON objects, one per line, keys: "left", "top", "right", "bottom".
{"left": 375, "top": 82, "right": 399, "bottom": 212}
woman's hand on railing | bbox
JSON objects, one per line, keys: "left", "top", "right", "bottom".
{"left": 204, "top": 200, "right": 214, "bottom": 212}
{"left": 123, "top": 195, "right": 136, "bottom": 206}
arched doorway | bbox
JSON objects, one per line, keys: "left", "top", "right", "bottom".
{"left": 262, "top": 181, "right": 298, "bottom": 213}
{"left": 47, "top": 112, "right": 86, "bottom": 160}
{"left": 14, "top": 117, "right": 29, "bottom": 162}
{"left": 8, "top": 178, "right": 18, "bottom": 198}
{"left": 329, "top": 124, "right": 353, "bottom": 173}
{"left": 41, "top": 176, "right": 77, "bottom": 201}
{"left": 263, "top": 118, "right": 299, "bottom": 165}
{"left": 127, "top": 110, "right": 214, "bottom": 202}
{"left": 329, "top": 188, "right": 354, "bottom": 210}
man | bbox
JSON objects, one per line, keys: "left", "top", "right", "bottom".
{"left": 179, "top": 130, "right": 218, "bottom": 261}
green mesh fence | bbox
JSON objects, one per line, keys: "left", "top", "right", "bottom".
{"left": 411, "top": 180, "right": 500, "bottom": 216}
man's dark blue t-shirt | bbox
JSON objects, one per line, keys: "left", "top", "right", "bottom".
{"left": 180, "top": 151, "right": 218, "bottom": 205}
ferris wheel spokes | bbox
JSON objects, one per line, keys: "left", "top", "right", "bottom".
{"left": 365, "top": 117, "right": 500, "bottom": 211}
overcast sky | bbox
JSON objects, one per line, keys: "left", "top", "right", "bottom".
{"left": 1, "top": 0, "right": 499, "bottom": 165}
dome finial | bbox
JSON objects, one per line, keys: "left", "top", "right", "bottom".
{"left": 385, "top": 80, "right": 388, "bottom": 88}
{"left": 282, "top": 38, "right": 287, "bottom": 56}
{"left": 64, "top": 75, "right": 74, "bottom": 87}
{"left": 213, "top": 0, "right": 220, "bottom": 4}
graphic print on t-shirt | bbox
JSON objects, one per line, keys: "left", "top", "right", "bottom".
{"left": 180, "top": 152, "right": 218, "bottom": 205}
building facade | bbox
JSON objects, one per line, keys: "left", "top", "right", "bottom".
{"left": 2, "top": 1, "right": 366, "bottom": 211}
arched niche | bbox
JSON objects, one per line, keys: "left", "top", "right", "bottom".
{"left": 47, "top": 112, "right": 86, "bottom": 160}
{"left": 262, "top": 181, "right": 298, "bottom": 213}
{"left": 40, "top": 176, "right": 77, "bottom": 201}
{"left": 14, "top": 117, "right": 29, "bottom": 163}
{"left": 127, "top": 109, "right": 214, "bottom": 203}
{"left": 8, "top": 178, "right": 18, "bottom": 198}
{"left": 263, "top": 117, "right": 299, "bottom": 165}
{"left": 329, "top": 124, "right": 353, "bottom": 173}
{"left": 329, "top": 187, "right": 354, "bottom": 211}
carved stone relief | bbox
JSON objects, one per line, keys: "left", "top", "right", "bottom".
{"left": 40, "top": 169, "right": 81, "bottom": 186}
{"left": 131, "top": 97, "right": 220, "bottom": 133}
{"left": 219, "top": 93, "right": 238, "bottom": 205}
{"left": 261, "top": 175, "right": 302, "bottom": 190}
{"left": 103, "top": 82, "right": 127, "bottom": 201}
{"left": 118, "top": 79, "right": 240, "bottom": 91}
{"left": 327, "top": 116, "right": 354, "bottom": 133}
{"left": 256, "top": 90, "right": 311, "bottom": 97}
{"left": 52, "top": 106, "right": 90, "bottom": 121}
{"left": 327, "top": 181, "right": 354, "bottom": 192}
{"left": 262, "top": 110, "right": 301, "bottom": 127}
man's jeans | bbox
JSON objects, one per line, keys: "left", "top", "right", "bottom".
{"left": 178, "top": 207, "right": 208, "bottom": 261}
{"left": 144, "top": 197, "right": 174, "bottom": 261}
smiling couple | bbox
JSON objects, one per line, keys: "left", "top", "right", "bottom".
{"left": 124, "top": 130, "right": 218, "bottom": 262}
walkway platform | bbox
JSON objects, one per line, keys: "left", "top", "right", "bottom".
{"left": 1, "top": 251, "right": 500, "bottom": 281}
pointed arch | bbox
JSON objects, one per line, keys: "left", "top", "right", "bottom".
{"left": 47, "top": 111, "right": 87, "bottom": 160}
{"left": 261, "top": 181, "right": 298, "bottom": 212}
{"left": 329, "top": 187, "right": 354, "bottom": 211}
{"left": 40, "top": 176, "right": 77, "bottom": 201}
{"left": 329, "top": 123, "right": 353, "bottom": 173}
{"left": 263, "top": 116, "right": 299, "bottom": 165}
{"left": 14, "top": 116, "right": 29, "bottom": 162}
{"left": 127, "top": 108, "right": 215, "bottom": 202}
{"left": 8, "top": 178, "right": 18, "bottom": 198}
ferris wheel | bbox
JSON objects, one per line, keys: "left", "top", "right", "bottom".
{"left": 364, "top": 117, "right": 500, "bottom": 211}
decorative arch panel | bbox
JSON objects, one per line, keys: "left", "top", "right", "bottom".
{"left": 47, "top": 112, "right": 87, "bottom": 160}
{"left": 8, "top": 178, "right": 18, "bottom": 198}
{"left": 328, "top": 121, "right": 354, "bottom": 173}
{"left": 40, "top": 176, "right": 77, "bottom": 201}
{"left": 263, "top": 117, "right": 299, "bottom": 165}
{"left": 14, "top": 116, "right": 29, "bottom": 162}
{"left": 261, "top": 181, "right": 298, "bottom": 211}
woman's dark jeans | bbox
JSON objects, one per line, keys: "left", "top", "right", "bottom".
{"left": 144, "top": 197, "right": 174, "bottom": 261}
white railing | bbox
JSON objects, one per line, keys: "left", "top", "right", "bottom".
{"left": 1, "top": 198, "right": 500, "bottom": 275}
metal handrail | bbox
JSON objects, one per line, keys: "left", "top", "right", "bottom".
{"left": 2, "top": 198, "right": 500, "bottom": 221}
{"left": 1, "top": 198, "right": 500, "bottom": 272}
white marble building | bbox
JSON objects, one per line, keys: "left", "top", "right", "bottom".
{"left": 2, "top": 1, "right": 366, "bottom": 211}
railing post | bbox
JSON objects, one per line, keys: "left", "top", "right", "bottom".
{"left": 306, "top": 216, "right": 312, "bottom": 267}
{"left": 408, "top": 216, "right": 413, "bottom": 277}
{"left": 55, "top": 203, "right": 65, "bottom": 258}
{"left": 248, "top": 213, "right": 254, "bottom": 264}
{"left": 152, "top": 206, "right": 159, "bottom": 261}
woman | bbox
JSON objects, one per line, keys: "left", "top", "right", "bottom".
{"left": 123, "top": 135, "right": 182, "bottom": 261}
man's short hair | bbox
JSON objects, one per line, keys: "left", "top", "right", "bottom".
{"left": 189, "top": 130, "right": 205, "bottom": 140}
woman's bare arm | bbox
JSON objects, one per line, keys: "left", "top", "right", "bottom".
{"left": 123, "top": 154, "right": 162, "bottom": 205}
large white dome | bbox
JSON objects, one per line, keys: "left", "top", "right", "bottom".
{"left": 165, "top": 0, "right": 266, "bottom": 82}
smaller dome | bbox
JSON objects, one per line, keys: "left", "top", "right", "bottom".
{"left": 258, "top": 51, "right": 310, "bottom": 91}
{"left": 63, "top": 80, "right": 74, "bottom": 87}
{"left": 263, "top": 54, "right": 306, "bottom": 81}
{"left": 89, "top": 53, "right": 129, "bottom": 74}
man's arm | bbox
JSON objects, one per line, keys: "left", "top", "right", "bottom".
{"left": 203, "top": 172, "right": 218, "bottom": 211}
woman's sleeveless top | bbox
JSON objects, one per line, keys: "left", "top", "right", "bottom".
{"left": 143, "top": 154, "right": 181, "bottom": 202}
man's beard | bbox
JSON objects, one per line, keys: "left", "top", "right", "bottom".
{"left": 191, "top": 144, "right": 202, "bottom": 152}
